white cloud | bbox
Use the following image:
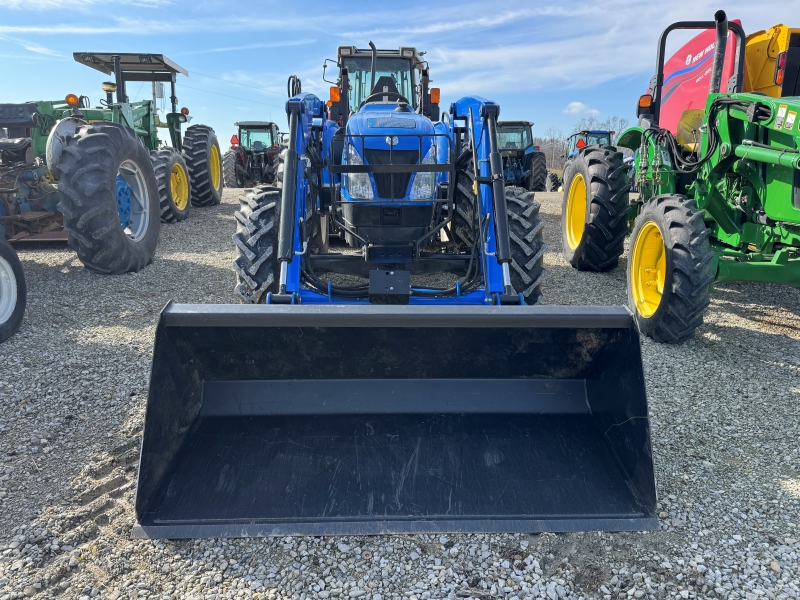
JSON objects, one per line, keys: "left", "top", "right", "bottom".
{"left": 563, "top": 102, "right": 598, "bottom": 116}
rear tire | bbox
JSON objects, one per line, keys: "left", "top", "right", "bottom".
{"left": 628, "top": 194, "right": 713, "bottom": 343}
{"left": 151, "top": 148, "right": 191, "bottom": 223}
{"left": 232, "top": 186, "right": 281, "bottom": 303}
{"left": 183, "top": 125, "right": 223, "bottom": 207}
{"left": 545, "top": 171, "right": 559, "bottom": 192}
{"left": 561, "top": 147, "right": 630, "bottom": 272}
{"left": 506, "top": 187, "right": 545, "bottom": 305}
{"left": 56, "top": 122, "right": 160, "bottom": 274}
{"left": 527, "top": 152, "right": 547, "bottom": 192}
{"left": 0, "top": 238, "right": 26, "bottom": 343}
{"left": 222, "top": 150, "right": 240, "bottom": 188}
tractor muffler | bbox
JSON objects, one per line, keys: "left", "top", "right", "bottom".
{"left": 132, "top": 304, "right": 657, "bottom": 538}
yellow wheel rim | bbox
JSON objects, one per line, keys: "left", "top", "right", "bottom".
{"left": 565, "top": 173, "right": 587, "bottom": 250}
{"left": 210, "top": 144, "right": 221, "bottom": 190}
{"left": 630, "top": 221, "right": 667, "bottom": 318}
{"left": 170, "top": 162, "right": 189, "bottom": 210}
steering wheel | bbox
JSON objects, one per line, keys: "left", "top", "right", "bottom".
{"left": 361, "top": 91, "right": 411, "bottom": 106}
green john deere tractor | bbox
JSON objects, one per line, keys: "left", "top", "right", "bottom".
{"left": 562, "top": 11, "right": 800, "bottom": 342}
{"left": 0, "top": 52, "right": 223, "bottom": 274}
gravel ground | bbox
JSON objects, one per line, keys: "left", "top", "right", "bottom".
{"left": 0, "top": 189, "right": 798, "bottom": 600}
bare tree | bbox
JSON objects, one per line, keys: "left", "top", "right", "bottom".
{"left": 533, "top": 126, "right": 568, "bottom": 172}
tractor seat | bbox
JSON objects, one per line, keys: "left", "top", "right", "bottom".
{"left": 676, "top": 109, "right": 705, "bottom": 153}
{"left": 252, "top": 141, "right": 265, "bottom": 151}
{"left": 371, "top": 76, "right": 399, "bottom": 96}
{"left": 0, "top": 137, "right": 31, "bottom": 151}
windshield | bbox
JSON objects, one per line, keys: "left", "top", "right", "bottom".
{"left": 342, "top": 57, "right": 415, "bottom": 109}
{"left": 497, "top": 127, "right": 532, "bottom": 151}
{"left": 240, "top": 129, "right": 273, "bottom": 149}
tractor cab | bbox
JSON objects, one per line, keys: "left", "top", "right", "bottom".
{"left": 327, "top": 45, "right": 440, "bottom": 124}
{"left": 566, "top": 130, "right": 614, "bottom": 158}
{"left": 496, "top": 121, "right": 534, "bottom": 155}
{"left": 233, "top": 121, "right": 280, "bottom": 152}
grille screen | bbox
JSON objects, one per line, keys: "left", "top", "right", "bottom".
{"left": 363, "top": 149, "right": 420, "bottom": 199}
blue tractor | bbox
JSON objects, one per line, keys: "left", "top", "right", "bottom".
{"left": 133, "top": 44, "right": 657, "bottom": 539}
{"left": 496, "top": 120, "right": 548, "bottom": 191}
{"left": 231, "top": 45, "right": 545, "bottom": 306}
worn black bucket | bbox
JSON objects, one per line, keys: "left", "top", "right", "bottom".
{"left": 132, "top": 304, "right": 657, "bottom": 538}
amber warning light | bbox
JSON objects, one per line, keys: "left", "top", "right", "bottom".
{"left": 65, "top": 94, "right": 79, "bottom": 107}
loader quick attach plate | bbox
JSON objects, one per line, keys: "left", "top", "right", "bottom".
{"left": 133, "top": 304, "right": 658, "bottom": 538}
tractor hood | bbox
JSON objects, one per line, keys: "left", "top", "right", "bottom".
{"left": 346, "top": 104, "right": 435, "bottom": 156}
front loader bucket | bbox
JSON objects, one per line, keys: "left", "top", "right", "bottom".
{"left": 132, "top": 304, "right": 657, "bottom": 538}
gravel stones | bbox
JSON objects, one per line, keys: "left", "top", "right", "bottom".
{"left": 0, "top": 191, "right": 798, "bottom": 599}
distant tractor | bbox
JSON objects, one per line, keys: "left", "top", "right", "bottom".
{"left": 223, "top": 121, "right": 283, "bottom": 188}
{"left": 496, "top": 121, "right": 548, "bottom": 191}
{"left": 0, "top": 53, "right": 223, "bottom": 274}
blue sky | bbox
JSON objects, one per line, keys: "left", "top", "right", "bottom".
{"left": 0, "top": 0, "right": 789, "bottom": 146}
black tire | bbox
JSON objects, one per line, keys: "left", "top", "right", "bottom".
{"left": 150, "top": 148, "right": 191, "bottom": 223}
{"left": 561, "top": 147, "right": 630, "bottom": 272}
{"left": 506, "top": 187, "right": 546, "bottom": 305}
{"left": 183, "top": 125, "right": 223, "bottom": 207}
{"left": 222, "top": 150, "right": 240, "bottom": 188}
{"left": 56, "top": 122, "right": 160, "bottom": 274}
{"left": 232, "top": 186, "right": 281, "bottom": 303}
{"left": 628, "top": 194, "right": 713, "bottom": 343}
{"left": 0, "top": 238, "right": 26, "bottom": 343}
{"left": 527, "top": 152, "right": 547, "bottom": 192}
{"left": 451, "top": 165, "right": 479, "bottom": 250}
{"left": 545, "top": 171, "right": 560, "bottom": 192}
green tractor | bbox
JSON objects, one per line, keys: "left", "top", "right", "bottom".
{"left": 0, "top": 52, "right": 223, "bottom": 274}
{"left": 562, "top": 11, "right": 800, "bottom": 342}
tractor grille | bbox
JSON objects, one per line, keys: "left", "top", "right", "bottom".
{"left": 363, "top": 149, "right": 419, "bottom": 199}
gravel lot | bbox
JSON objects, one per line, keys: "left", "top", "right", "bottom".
{"left": 1, "top": 189, "right": 798, "bottom": 600}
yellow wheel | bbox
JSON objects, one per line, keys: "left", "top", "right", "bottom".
{"left": 564, "top": 172, "right": 587, "bottom": 250}
{"left": 210, "top": 144, "right": 221, "bottom": 191}
{"left": 151, "top": 148, "right": 191, "bottom": 223}
{"left": 626, "top": 195, "right": 713, "bottom": 343}
{"left": 561, "top": 148, "right": 629, "bottom": 271}
{"left": 629, "top": 220, "right": 666, "bottom": 318}
{"left": 170, "top": 162, "right": 190, "bottom": 211}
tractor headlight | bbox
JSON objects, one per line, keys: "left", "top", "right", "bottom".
{"left": 409, "top": 144, "right": 436, "bottom": 200}
{"left": 345, "top": 144, "right": 373, "bottom": 200}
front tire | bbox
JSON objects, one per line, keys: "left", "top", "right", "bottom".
{"left": 151, "top": 148, "right": 191, "bottom": 223}
{"left": 561, "top": 147, "right": 630, "bottom": 272}
{"left": 232, "top": 186, "right": 281, "bottom": 303}
{"left": 628, "top": 195, "right": 714, "bottom": 343}
{"left": 0, "top": 238, "right": 26, "bottom": 343}
{"left": 56, "top": 122, "right": 161, "bottom": 274}
{"left": 183, "top": 125, "right": 223, "bottom": 207}
{"left": 506, "top": 187, "right": 545, "bottom": 304}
